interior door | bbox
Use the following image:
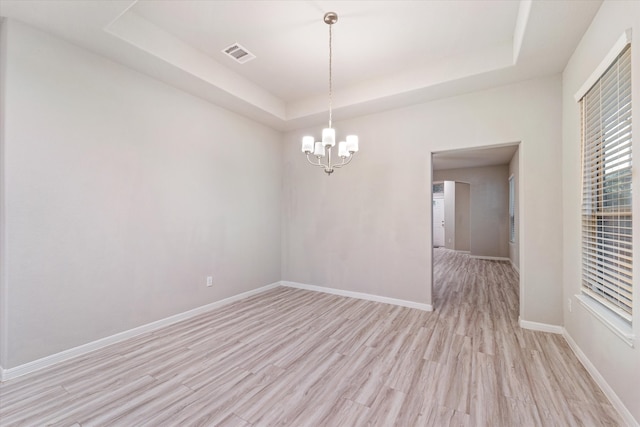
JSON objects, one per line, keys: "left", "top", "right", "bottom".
{"left": 433, "top": 198, "right": 445, "bottom": 247}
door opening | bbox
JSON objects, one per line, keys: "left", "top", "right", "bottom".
{"left": 430, "top": 143, "right": 521, "bottom": 311}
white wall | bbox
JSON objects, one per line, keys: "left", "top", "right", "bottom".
{"left": 454, "top": 182, "right": 470, "bottom": 252}
{"left": 440, "top": 180, "right": 470, "bottom": 252}
{"left": 0, "top": 20, "right": 282, "bottom": 368}
{"left": 562, "top": 1, "right": 640, "bottom": 424}
{"left": 283, "top": 75, "right": 563, "bottom": 325}
{"left": 509, "top": 148, "right": 520, "bottom": 269}
{"left": 434, "top": 166, "right": 508, "bottom": 258}
{"left": 444, "top": 180, "right": 456, "bottom": 250}
{"left": 0, "top": 19, "right": 8, "bottom": 368}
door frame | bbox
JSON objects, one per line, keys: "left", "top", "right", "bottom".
{"left": 429, "top": 142, "right": 522, "bottom": 314}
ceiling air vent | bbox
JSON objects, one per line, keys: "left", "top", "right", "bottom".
{"left": 222, "top": 43, "right": 256, "bottom": 64}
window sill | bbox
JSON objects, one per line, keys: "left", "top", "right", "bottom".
{"left": 576, "top": 294, "right": 635, "bottom": 347}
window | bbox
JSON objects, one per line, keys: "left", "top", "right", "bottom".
{"left": 580, "top": 44, "right": 632, "bottom": 324}
{"left": 509, "top": 175, "right": 515, "bottom": 243}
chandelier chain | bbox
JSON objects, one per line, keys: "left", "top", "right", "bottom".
{"left": 328, "top": 21, "right": 333, "bottom": 129}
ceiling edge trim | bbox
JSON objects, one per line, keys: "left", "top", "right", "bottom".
{"left": 513, "top": 0, "right": 532, "bottom": 64}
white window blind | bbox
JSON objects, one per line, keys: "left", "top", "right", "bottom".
{"left": 509, "top": 176, "right": 515, "bottom": 243}
{"left": 580, "top": 44, "right": 632, "bottom": 322}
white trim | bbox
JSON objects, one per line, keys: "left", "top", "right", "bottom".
{"left": 518, "top": 317, "right": 564, "bottom": 334}
{"left": 470, "top": 255, "right": 511, "bottom": 262}
{"left": 510, "top": 260, "right": 520, "bottom": 275}
{"left": 508, "top": 175, "right": 515, "bottom": 244}
{"left": 0, "top": 281, "right": 281, "bottom": 382}
{"left": 574, "top": 29, "right": 632, "bottom": 102}
{"left": 282, "top": 281, "right": 433, "bottom": 312}
{"left": 512, "top": 0, "right": 532, "bottom": 63}
{"left": 456, "top": 250, "right": 471, "bottom": 254}
{"left": 563, "top": 329, "right": 640, "bottom": 427}
{"left": 576, "top": 294, "right": 635, "bottom": 347}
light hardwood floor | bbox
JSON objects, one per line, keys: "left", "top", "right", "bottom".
{"left": 0, "top": 249, "right": 624, "bottom": 426}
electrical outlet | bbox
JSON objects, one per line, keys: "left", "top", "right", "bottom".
{"left": 206, "top": 276, "right": 213, "bottom": 287}
{"left": 568, "top": 298, "right": 572, "bottom": 312}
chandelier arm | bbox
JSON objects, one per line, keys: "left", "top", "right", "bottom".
{"left": 332, "top": 154, "right": 355, "bottom": 169}
{"left": 306, "top": 153, "right": 328, "bottom": 168}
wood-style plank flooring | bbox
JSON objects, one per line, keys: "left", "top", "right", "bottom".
{"left": 0, "top": 248, "right": 624, "bottom": 426}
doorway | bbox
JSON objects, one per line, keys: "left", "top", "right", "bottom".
{"left": 430, "top": 143, "right": 521, "bottom": 309}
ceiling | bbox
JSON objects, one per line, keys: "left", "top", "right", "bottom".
{"left": 0, "top": 0, "right": 602, "bottom": 131}
{"left": 432, "top": 145, "right": 519, "bottom": 171}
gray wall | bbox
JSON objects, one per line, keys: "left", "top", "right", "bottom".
{"left": 434, "top": 165, "right": 509, "bottom": 258}
{"left": 0, "top": 21, "right": 282, "bottom": 368}
{"left": 283, "top": 74, "right": 563, "bottom": 326}
{"left": 562, "top": 1, "right": 640, "bottom": 423}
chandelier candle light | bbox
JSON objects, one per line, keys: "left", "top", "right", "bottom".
{"left": 301, "top": 11, "right": 359, "bottom": 175}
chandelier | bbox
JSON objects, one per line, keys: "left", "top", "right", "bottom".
{"left": 301, "top": 12, "right": 359, "bottom": 175}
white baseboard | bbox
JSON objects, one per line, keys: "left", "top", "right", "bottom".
{"left": 562, "top": 330, "right": 639, "bottom": 427}
{"left": 282, "top": 281, "right": 433, "bottom": 312}
{"left": 2, "top": 280, "right": 432, "bottom": 381}
{"left": 0, "top": 281, "right": 281, "bottom": 382}
{"left": 470, "top": 255, "right": 511, "bottom": 262}
{"left": 518, "top": 317, "right": 564, "bottom": 334}
{"left": 510, "top": 260, "right": 520, "bottom": 274}
{"left": 521, "top": 319, "right": 638, "bottom": 425}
